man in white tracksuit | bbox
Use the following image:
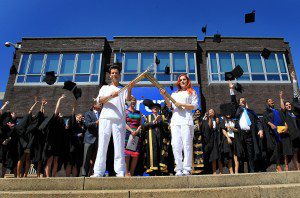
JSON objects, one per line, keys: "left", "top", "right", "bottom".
{"left": 91, "top": 65, "right": 134, "bottom": 177}
{"left": 160, "top": 74, "right": 198, "bottom": 176}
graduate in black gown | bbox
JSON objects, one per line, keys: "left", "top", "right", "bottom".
{"left": 202, "top": 108, "right": 223, "bottom": 174}
{"left": 280, "top": 71, "right": 300, "bottom": 170}
{"left": 263, "top": 97, "right": 292, "bottom": 171}
{"left": 0, "top": 101, "right": 17, "bottom": 177}
{"left": 65, "top": 101, "right": 85, "bottom": 177}
{"left": 41, "top": 94, "right": 66, "bottom": 177}
{"left": 16, "top": 97, "right": 45, "bottom": 177}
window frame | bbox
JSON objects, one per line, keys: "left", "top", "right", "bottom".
{"left": 207, "top": 52, "right": 290, "bottom": 84}
{"left": 14, "top": 52, "right": 102, "bottom": 86}
{"left": 114, "top": 52, "right": 198, "bottom": 85}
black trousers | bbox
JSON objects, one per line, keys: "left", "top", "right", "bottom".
{"left": 82, "top": 141, "right": 97, "bottom": 176}
{"left": 240, "top": 131, "right": 255, "bottom": 173}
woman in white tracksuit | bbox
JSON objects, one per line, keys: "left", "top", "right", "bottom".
{"left": 160, "top": 74, "right": 198, "bottom": 176}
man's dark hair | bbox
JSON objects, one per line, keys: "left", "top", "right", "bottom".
{"left": 109, "top": 65, "right": 121, "bottom": 74}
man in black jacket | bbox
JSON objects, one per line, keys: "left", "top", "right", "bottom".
{"left": 228, "top": 81, "right": 264, "bottom": 173}
{"left": 82, "top": 103, "right": 101, "bottom": 176}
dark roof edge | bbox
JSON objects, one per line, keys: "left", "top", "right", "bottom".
{"left": 22, "top": 36, "right": 107, "bottom": 40}
{"left": 113, "top": 36, "right": 198, "bottom": 38}
{"left": 202, "top": 36, "right": 285, "bottom": 41}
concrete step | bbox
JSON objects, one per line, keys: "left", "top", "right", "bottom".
{"left": 1, "top": 171, "right": 299, "bottom": 191}
{"left": 0, "top": 183, "right": 299, "bottom": 198}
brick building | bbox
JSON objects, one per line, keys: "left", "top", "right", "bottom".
{"left": 3, "top": 36, "right": 296, "bottom": 117}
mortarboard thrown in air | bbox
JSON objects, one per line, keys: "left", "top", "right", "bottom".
{"left": 63, "top": 81, "right": 82, "bottom": 100}
{"left": 245, "top": 11, "right": 255, "bottom": 23}
{"left": 43, "top": 71, "right": 57, "bottom": 85}
{"left": 261, "top": 48, "right": 271, "bottom": 59}
{"left": 225, "top": 65, "right": 244, "bottom": 81}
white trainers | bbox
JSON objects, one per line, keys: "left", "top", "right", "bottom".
{"left": 90, "top": 174, "right": 103, "bottom": 178}
{"left": 175, "top": 171, "right": 183, "bottom": 176}
{"left": 182, "top": 170, "right": 191, "bottom": 176}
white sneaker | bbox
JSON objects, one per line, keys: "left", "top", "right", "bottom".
{"left": 90, "top": 174, "right": 103, "bottom": 178}
{"left": 175, "top": 171, "right": 183, "bottom": 176}
{"left": 116, "top": 173, "right": 125, "bottom": 177}
{"left": 182, "top": 170, "right": 191, "bottom": 176}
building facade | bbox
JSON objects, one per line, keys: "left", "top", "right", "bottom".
{"left": 3, "top": 36, "right": 296, "bottom": 116}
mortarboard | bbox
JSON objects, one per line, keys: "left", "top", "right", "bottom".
{"left": 143, "top": 99, "right": 161, "bottom": 110}
{"left": 73, "top": 87, "right": 82, "bottom": 100}
{"left": 63, "top": 81, "right": 82, "bottom": 100}
{"left": 235, "top": 83, "right": 244, "bottom": 93}
{"left": 225, "top": 72, "right": 235, "bottom": 81}
{"left": 170, "top": 84, "right": 174, "bottom": 91}
{"left": 213, "top": 33, "right": 221, "bottom": 43}
{"left": 245, "top": 11, "right": 255, "bottom": 23}
{"left": 261, "top": 48, "right": 271, "bottom": 59}
{"left": 201, "top": 25, "right": 207, "bottom": 34}
{"left": 155, "top": 55, "right": 160, "bottom": 65}
{"left": 232, "top": 65, "right": 244, "bottom": 79}
{"left": 164, "top": 65, "right": 170, "bottom": 75}
{"left": 225, "top": 66, "right": 244, "bottom": 81}
{"left": 43, "top": 71, "right": 57, "bottom": 85}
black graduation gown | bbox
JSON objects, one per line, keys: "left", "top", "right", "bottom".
{"left": 0, "top": 112, "right": 13, "bottom": 163}
{"left": 66, "top": 115, "right": 84, "bottom": 167}
{"left": 220, "top": 119, "right": 244, "bottom": 159}
{"left": 282, "top": 110, "right": 300, "bottom": 151}
{"left": 263, "top": 107, "right": 293, "bottom": 164}
{"left": 40, "top": 114, "right": 65, "bottom": 162}
{"left": 202, "top": 118, "right": 221, "bottom": 163}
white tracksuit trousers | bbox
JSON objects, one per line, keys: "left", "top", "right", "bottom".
{"left": 170, "top": 124, "right": 194, "bottom": 173}
{"left": 93, "top": 118, "right": 126, "bottom": 176}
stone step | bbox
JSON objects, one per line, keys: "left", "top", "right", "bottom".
{"left": 0, "top": 171, "right": 299, "bottom": 192}
{"left": 0, "top": 183, "right": 299, "bottom": 198}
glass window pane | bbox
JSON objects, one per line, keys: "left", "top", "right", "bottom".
{"left": 76, "top": 54, "right": 91, "bottom": 74}
{"left": 219, "top": 53, "right": 232, "bottom": 72}
{"left": 220, "top": 74, "right": 225, "bottom": 81}
{"left": 75, "top": 75, "right": 90, "bottom": 82}
{"left": 173, "top": 53, "right": 186, "bottom": 72}
{"left": 156, "top": 53, "right": 170, "bottom": 72}
{"left": 58, "top": 76, "right": 73, "bottom": 82}
{"left": 237, "top": 74, "right": 250, "bottom": 81}
{"left": 26, "top": 75, "right": 41, "bottom": 83}
{"left": 115, "top": 53, "right": 123, "bottom": 64}
{"left": 277, "top": 54, "right": 287, "bottom": 73}
{"left": 210, "top": 53, "right": 218, "bottom": 73}
{"left": 265, "top": 54, "right": 279, "bottom": 73}
{"left": 212, "top": 74, "right": 219, "bottom": 81}
{"left": 123, "top": 74, "right": 136, "bottom": 81}
{"left": 267, "top": 74, "right": 280, "bottom": 81}
{"left": 189, "top": 74, "right": 196, "bottom": 81}
{"left": 157, "top": 74, "right": 171, "bottom": 81}
{"left": 60, "top": 54, "right": 75, "bottom": 74}
{"left": 282, "top": 74, "right": 288, "bottom": 81}
{"left": 19, "top": 54, "right": 29, "bottom": 75}
{"left": 188, "top": 53, "right": 196, "bottom": 73}
{"left": 91, "top": 75, "right": 99, "bottom": 82}
{"left": 252, "top": 74, "right": 265, "bottom": 81}
{"left": 45, "top": 54, "right": 60, "bottom": 72}
{"left": 92, "top": 53, "right": 100, "bottom": 74}
{"left": 234, "top": 53, "right": 248, "bottom": 72}
{"left": 141, "top": 53, "right": 154, "bottom": 71}
{"left": 124, "top": 53, "right": 138, "bottom": 72}
{"left": 249, "top": 53, "right": 264, "bottom": 73}
{"left": 17, "top": 76, "right": 25, "bottom": 83}
{"left": 28, "top": 54, "right": 44, "bottom": 74}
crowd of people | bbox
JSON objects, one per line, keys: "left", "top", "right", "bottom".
{"left": 0, "top": 66, "right": 300, "bottom": 178}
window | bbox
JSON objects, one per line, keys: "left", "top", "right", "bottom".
{"left": 208, "top": 52, "right": 289, "bottom": 83}
{"left": 115, "top": 52, "right": 197, "bottom": 84}
{"left": 15, "top": 53, "right": 102, "bottom": 85}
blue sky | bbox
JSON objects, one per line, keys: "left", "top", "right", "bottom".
{"left": 0, "top": 0, "right": 299, "bottom": 92}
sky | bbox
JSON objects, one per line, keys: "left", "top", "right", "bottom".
{"left": 0, "top": 0, "right": 299, "bottom": 92}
